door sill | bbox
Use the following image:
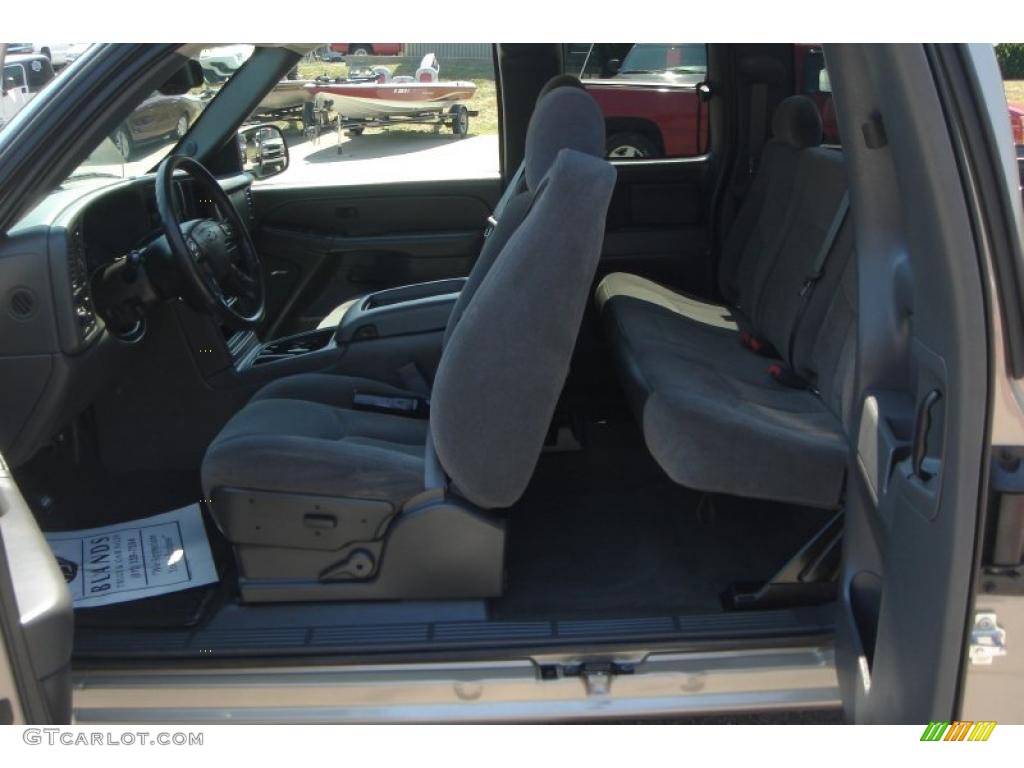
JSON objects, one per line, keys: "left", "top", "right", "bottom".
{"left": 72, "top": 644, "right": 840, "bottom": 723}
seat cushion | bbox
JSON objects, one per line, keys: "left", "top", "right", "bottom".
{"left": 640, "top": 352, "right": 848, "bottom": 509}
{"left": 251, "top": 371, "right": 421, "bottom": 410}
{"left": 603, "top": 291, "right": 848, "bottom": 509}
{"left": 596, "top": 272, "right": 739, "bottom": 331}
{"left": 202, "top": 373, "right": 427, "bottom": 508}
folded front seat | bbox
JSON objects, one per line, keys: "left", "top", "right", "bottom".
{"left": 201, "top": 84, "right": 617, "bottom": 601}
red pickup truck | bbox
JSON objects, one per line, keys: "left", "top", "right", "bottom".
{"left": 329, "top": 43, "right": 403, "bottom": 57}
{"left": 571, "top": 44, "right": 841, "bottom": 158}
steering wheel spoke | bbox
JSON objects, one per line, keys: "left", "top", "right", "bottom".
{"left": 156, "top": 155, "right": 265, "bottom": 329}
{"left": 226, "top": 261, "right": 259, "bottom": 300}
{"left": 196, "top": 259, "right": 225, "bottom": 299}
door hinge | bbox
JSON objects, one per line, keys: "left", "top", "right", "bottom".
{"left": 969, "top": 611, "right": 1007, "bottom": 665}
{"left": 541, "top": 661, "right": 635, "bottom": 696}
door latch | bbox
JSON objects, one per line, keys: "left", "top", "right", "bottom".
{"left": 566, "top": 662, "right": 634, "bottom": 696}
{"left": 969, "top": 611, "right": 1007, "bottom": 665}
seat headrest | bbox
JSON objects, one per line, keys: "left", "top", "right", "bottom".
{"left": 771, "top": 95, "right": 823, "bottom": 149}
{"left": 525, "top": 85, "right": 605, "bottom": 190}
{"left": 537, "top": 74, "right": 585, "bottom": 99}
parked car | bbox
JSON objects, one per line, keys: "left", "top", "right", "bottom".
{"left": 315, "top": 46, "right": 344, "bottom": 62}
{"left": 239, "top": 124, "right": 288, "bottom": 177}
{"left": 574, "top": 43, "right": 710, "bottom": 158}
{"left": 33, "top": 43, "right": 90, "bottom": 68}
{"left": 0, "top": 53, "right": 55, "bottom": 129}
{"left": 329, "top": 43, "right": 403, "bottom": 57}
{"left": 576, "top": 43, "right": 1017, "bottom": 160}
{"left": 1009, "top": 103, "right": 1024, "bottom": 186}
{"left": 109, "top": 90, "right": 204, "bottom": 160}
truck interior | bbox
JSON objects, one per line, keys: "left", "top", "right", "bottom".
{"left": 0, "top": 43, "right": 1005, "bottom": 723}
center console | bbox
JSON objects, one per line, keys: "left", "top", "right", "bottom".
{"left": 175, "top": 277, "right": 465, "bottom": 394}
{"left": 245, "top": 277, "right": 466, "bottom": 369}
{"left": 191, "top": 277, "right": 467, "bottom": 395}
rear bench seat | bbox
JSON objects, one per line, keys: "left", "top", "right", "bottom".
{"left": 597, "top": 95, "right": 856, "bottom": 509}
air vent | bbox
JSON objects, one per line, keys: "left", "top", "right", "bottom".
{"left": 8, "top": 287, "right": 36, "bottom": 320}
{"left": 244, "top": 188, "right": 255, "bottom": 224}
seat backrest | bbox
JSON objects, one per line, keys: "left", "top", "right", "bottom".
{"left": 442, "top": 80, "right": 604, "bottom": 345}
{"left": 718, "top": 95, "right": 823, "bottom": 309}
{"left": 416, "top": 53, "right": 439, "bottom": 82}
{"left": 749, "top": 146, "right": 848, "bottom": 353}
{"left": 429, "top": 91, "right": 615, "bottom": 509}
{"left": 793, "top": 221, "right": 858, "bottom": 429}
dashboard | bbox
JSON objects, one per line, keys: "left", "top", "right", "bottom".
{"left": 0, "top": 171, "right": 254, "bottom": 466}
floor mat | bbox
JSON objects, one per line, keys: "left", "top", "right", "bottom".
{"left": 493, "top": 420, "right": 833, "bottom": 619}
{"left": 75, "top": 585, "right": 221, "bottom": 629}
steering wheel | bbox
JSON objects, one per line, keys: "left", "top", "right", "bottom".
{"left": 155, "top": 155, "right": 265, "bottom": 329}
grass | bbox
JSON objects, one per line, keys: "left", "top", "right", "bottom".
{"left": 294, "top": 56, "right": 499, "bottom": 137}
{"left": 1005, "top": 80, "right": 1024, "bottom": 105}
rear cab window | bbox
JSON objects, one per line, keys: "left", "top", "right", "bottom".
{"left": 795, "top": 44, "right": 840, "bottom": 145}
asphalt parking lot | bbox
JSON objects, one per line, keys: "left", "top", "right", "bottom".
{"left": 77, "top": 127, "right": 499, "bottom": 186}
{"left": 266, "top": 129, "right": 500, "bottom": 186}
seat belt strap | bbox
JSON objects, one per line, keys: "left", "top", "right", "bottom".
{"left": 786, "top": 192, "right": 851, "bottom": 372}
{"left": 397, "top": 361, "right": 431, "bottom": 397}
{"left": 747, "top": 82, "right": 769, "bottom": 176}
{"left": 484, "top": 162, "right": 526, "bottom": 237}
{"left": 802, "top": 193, "right": 850, "bottom": 288}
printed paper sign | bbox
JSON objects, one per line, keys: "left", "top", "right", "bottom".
{"left": 45, "top": 505, "right": 218, "bottom": 608}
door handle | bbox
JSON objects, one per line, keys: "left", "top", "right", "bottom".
{"left": 912, "top": 388, "right": 942, "bottom": 480}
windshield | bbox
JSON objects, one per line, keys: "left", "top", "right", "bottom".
{"left": 620, "top": 44, "right": 707, "bottom": 75}
{"left": 59, "top": 45, "right": 255, "bottom": 184}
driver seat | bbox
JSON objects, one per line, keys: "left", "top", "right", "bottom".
{"left": 201, "top": 85, "right": 615, "bottom": 602}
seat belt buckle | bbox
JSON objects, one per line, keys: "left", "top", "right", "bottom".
{"left": 768, "top": 363, "right": 812, "bottom": 391}
{"left": 739, "top": 329, "right": 771, "bottom": 356}
{"left": 483, "top": 215, "right": 498, "bottom": 238}
{"left": 741, "top": 331, "right": 765, "bottom": 354}
{"left": 352, "top": 392, "right": 430, "bottom": 418}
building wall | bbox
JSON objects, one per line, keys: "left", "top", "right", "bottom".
{"left": 403, "top": 44, "right": 493, "bottom": 61}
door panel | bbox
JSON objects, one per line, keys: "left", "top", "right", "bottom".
{"left": 250, "top": 178, "right": 499, "bottom": 336}
{"left": 597, "top": 158, "right": 715, "bottom": 296}
{"left": 0, "top": 453, "right": 73, "bottom": 723}
{"left": 830, "top": 44, "right": 990, "bottom": 723}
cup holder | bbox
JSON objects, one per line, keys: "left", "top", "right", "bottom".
{"left": 253, "top": 328, "right": 335, "bottom": 366}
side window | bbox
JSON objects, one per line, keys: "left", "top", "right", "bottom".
{"left": 563, "top": 43, "right": 710, "bottom": 160}
{"left": 795, "top": 45, "right": 840, "bottom": 146}
{"left": 248, "top": 44, "right": 499, "bottom": 186}
{"left": 3, "top": 64, "right": 26, "bottom": 91}
{"left": 994, "top": 44, "right": 1024, "bottom": 189}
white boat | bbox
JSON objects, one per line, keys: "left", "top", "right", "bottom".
{"left": 307, "top": 54, "right": 476, "bottom": 121}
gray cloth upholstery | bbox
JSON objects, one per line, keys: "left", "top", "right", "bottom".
{"left": 204, "top": 82, "right": 615, "bottom": 517}
{"left": 431, "top": 149, "right": 616, "bottom": 508}
{"left": 445, "top": 84, "right": 606, "bottom": 344}
{"left": 321, "top": 78, "right": 594, "bottom": 346}
{"left": 524, "top": 87, "right": 605, "bottom": 191}
{"left": 641, "top": 352, "right": 848, "bottom": 509}
{"left": 594, "top": 96, "right": 825, "bottom": 325}
{"left": 202, "top": 385, "right": 427, "bottom": 508}
{"left": 250, "top": 371, "right": 421, "bottom": 409}
{"left": 719, "top": 95, "right": 823, "bottom": 307}
{"left": 598, "top": 99, "right": 855, "bottom": 509}
{"left": 771, "top": 94, "right": 824, "bottom": 150}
